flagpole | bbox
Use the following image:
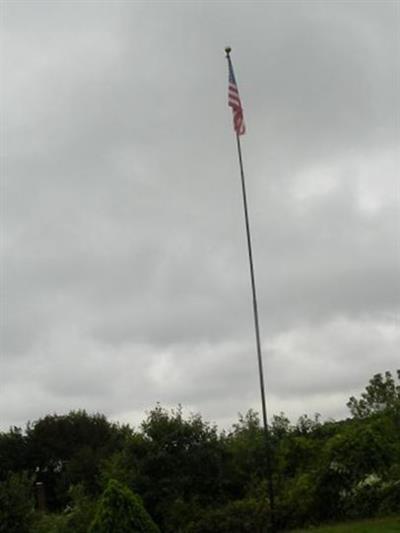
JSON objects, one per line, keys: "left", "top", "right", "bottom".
{"left": 226, "top": 47, "right": 276, "bottom": 531}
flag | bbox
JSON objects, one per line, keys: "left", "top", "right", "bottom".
{"left": 227, "top": 56, "right": 245, "bottom": 136}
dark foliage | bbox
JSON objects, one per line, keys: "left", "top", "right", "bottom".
{"left": 89, "top": 479, "right": 159, "bottom": 533}
{"left": 1, "top": 369, "right": 399, "bottom": 532}
{"left": 347, "top": 370, "right": 400, "bottom": 418}
{"left": 0, "top": 427, "right": 29, "bottom": 480}
{"left": 0, "top": 472, "right": 35, "bottom": 533}
{"left": 24, "top": 410, "right": 129, "bottom": 509}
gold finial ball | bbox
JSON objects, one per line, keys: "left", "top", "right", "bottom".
{"left": 225, "top": 46, "right": 231, "bottom": 55}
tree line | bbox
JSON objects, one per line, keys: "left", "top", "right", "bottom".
{"left": 1, "top": 370, "right": 399, "bottom": 532}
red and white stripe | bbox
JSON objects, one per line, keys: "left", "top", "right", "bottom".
{"left": 228, "top": 84, "right": 245, "bottom": 135}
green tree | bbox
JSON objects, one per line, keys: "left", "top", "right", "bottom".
{"left": 225, "top": 410, "right": 266, "bottom": 498}
{"left": 312, "top": 417, "right": 396, "bottom": 522}
{"left": 89, "top": 479, "right": 159, "bottom": 533}
{"left": 347, "top": 370, "right": 400, "bottom": 418}
{"left": 271, "top": 412, "right": 291, "bottom": 440}
{"left": 25, "top": 410, "right": 130, "bottom": 509}
{"left": 0, "top": 472, "right": 34, "bottom": 533}
{"left": 0, "top": 427, "right": 28, "bottom": 480}
{"left": 115, "top": 405, "right": 226, "bottom": 531}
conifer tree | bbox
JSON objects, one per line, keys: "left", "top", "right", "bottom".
{"left": 89, "top": 479, "right": 159, "bottom": 533}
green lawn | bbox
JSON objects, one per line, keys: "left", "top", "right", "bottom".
{"left": 292, "top": 516, "right": 400, "bottom": 532}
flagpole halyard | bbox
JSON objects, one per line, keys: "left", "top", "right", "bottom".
{"left": 225, "top": 47, "right": 276, "bottom": 531}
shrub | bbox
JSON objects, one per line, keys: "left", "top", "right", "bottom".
{"left": 185, "top": 497, "right": 269, "bottom": 533}
{"left": 0, "top": 472, "right": 35, "bottom": 533}
{"left": 344, "top": 475, "right": 384, "bottom": 519}
{"left": 31, "top": 512, "right": 70, "bottom": 533}
{"left": 275, "top": 473, "right": 316, "bottom": 529}
{"left": 379, "top": 479, "right": 400, "bottom": 515}
{"left": 89, "top": 479, "right": 159, "bottom": 533}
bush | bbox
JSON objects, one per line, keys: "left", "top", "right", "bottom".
{"left": 379, "top": 479, "right": 400, "bottom": 515}
{"left": 0, "top": 472, "right": 35, "bottom": 533}
{"left": 63, "top": 483, "right": 96, "bottom": 533}
{"left": 344, "top": 475, "right": 384, "bottom": 519}
{"left": 275, "top": 473, "right": 316, "bottom": 529}
{"left": 185, "top": 497, "right": 269, "bottom": 533}
{"left": 89, "top": 479, "right": 160, "bottom": 533}
{"left": 31, "top": 484, "right": 96, "bottom": 533}
{"left": 31, "top": 512, "right": 70, "bottom": 533}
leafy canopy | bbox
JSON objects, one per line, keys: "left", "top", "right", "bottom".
{"left": 347, "top": 370, "right": 400, "bottom": 418}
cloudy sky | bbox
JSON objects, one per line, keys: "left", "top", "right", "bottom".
{"left": 2, "top": 1, "right": 399, "bottom": 431}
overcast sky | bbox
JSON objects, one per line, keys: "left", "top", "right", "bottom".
{"left": 1, "top": 0, "right": 399, "bottom": 432}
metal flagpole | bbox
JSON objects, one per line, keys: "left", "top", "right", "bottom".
{"left": 225, "top": 47, "right": 276, "bottom": 531}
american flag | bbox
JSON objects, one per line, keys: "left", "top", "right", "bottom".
{"left": 227, "top": 57, "right": 245, "bottom": 136}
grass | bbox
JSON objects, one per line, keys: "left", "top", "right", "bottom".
{"left": 292, "top": 516, "right": 400, "bottom": 532}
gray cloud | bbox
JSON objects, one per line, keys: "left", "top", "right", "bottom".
{"left": 1, "top": 0, "right": 399, "bottom": 430}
